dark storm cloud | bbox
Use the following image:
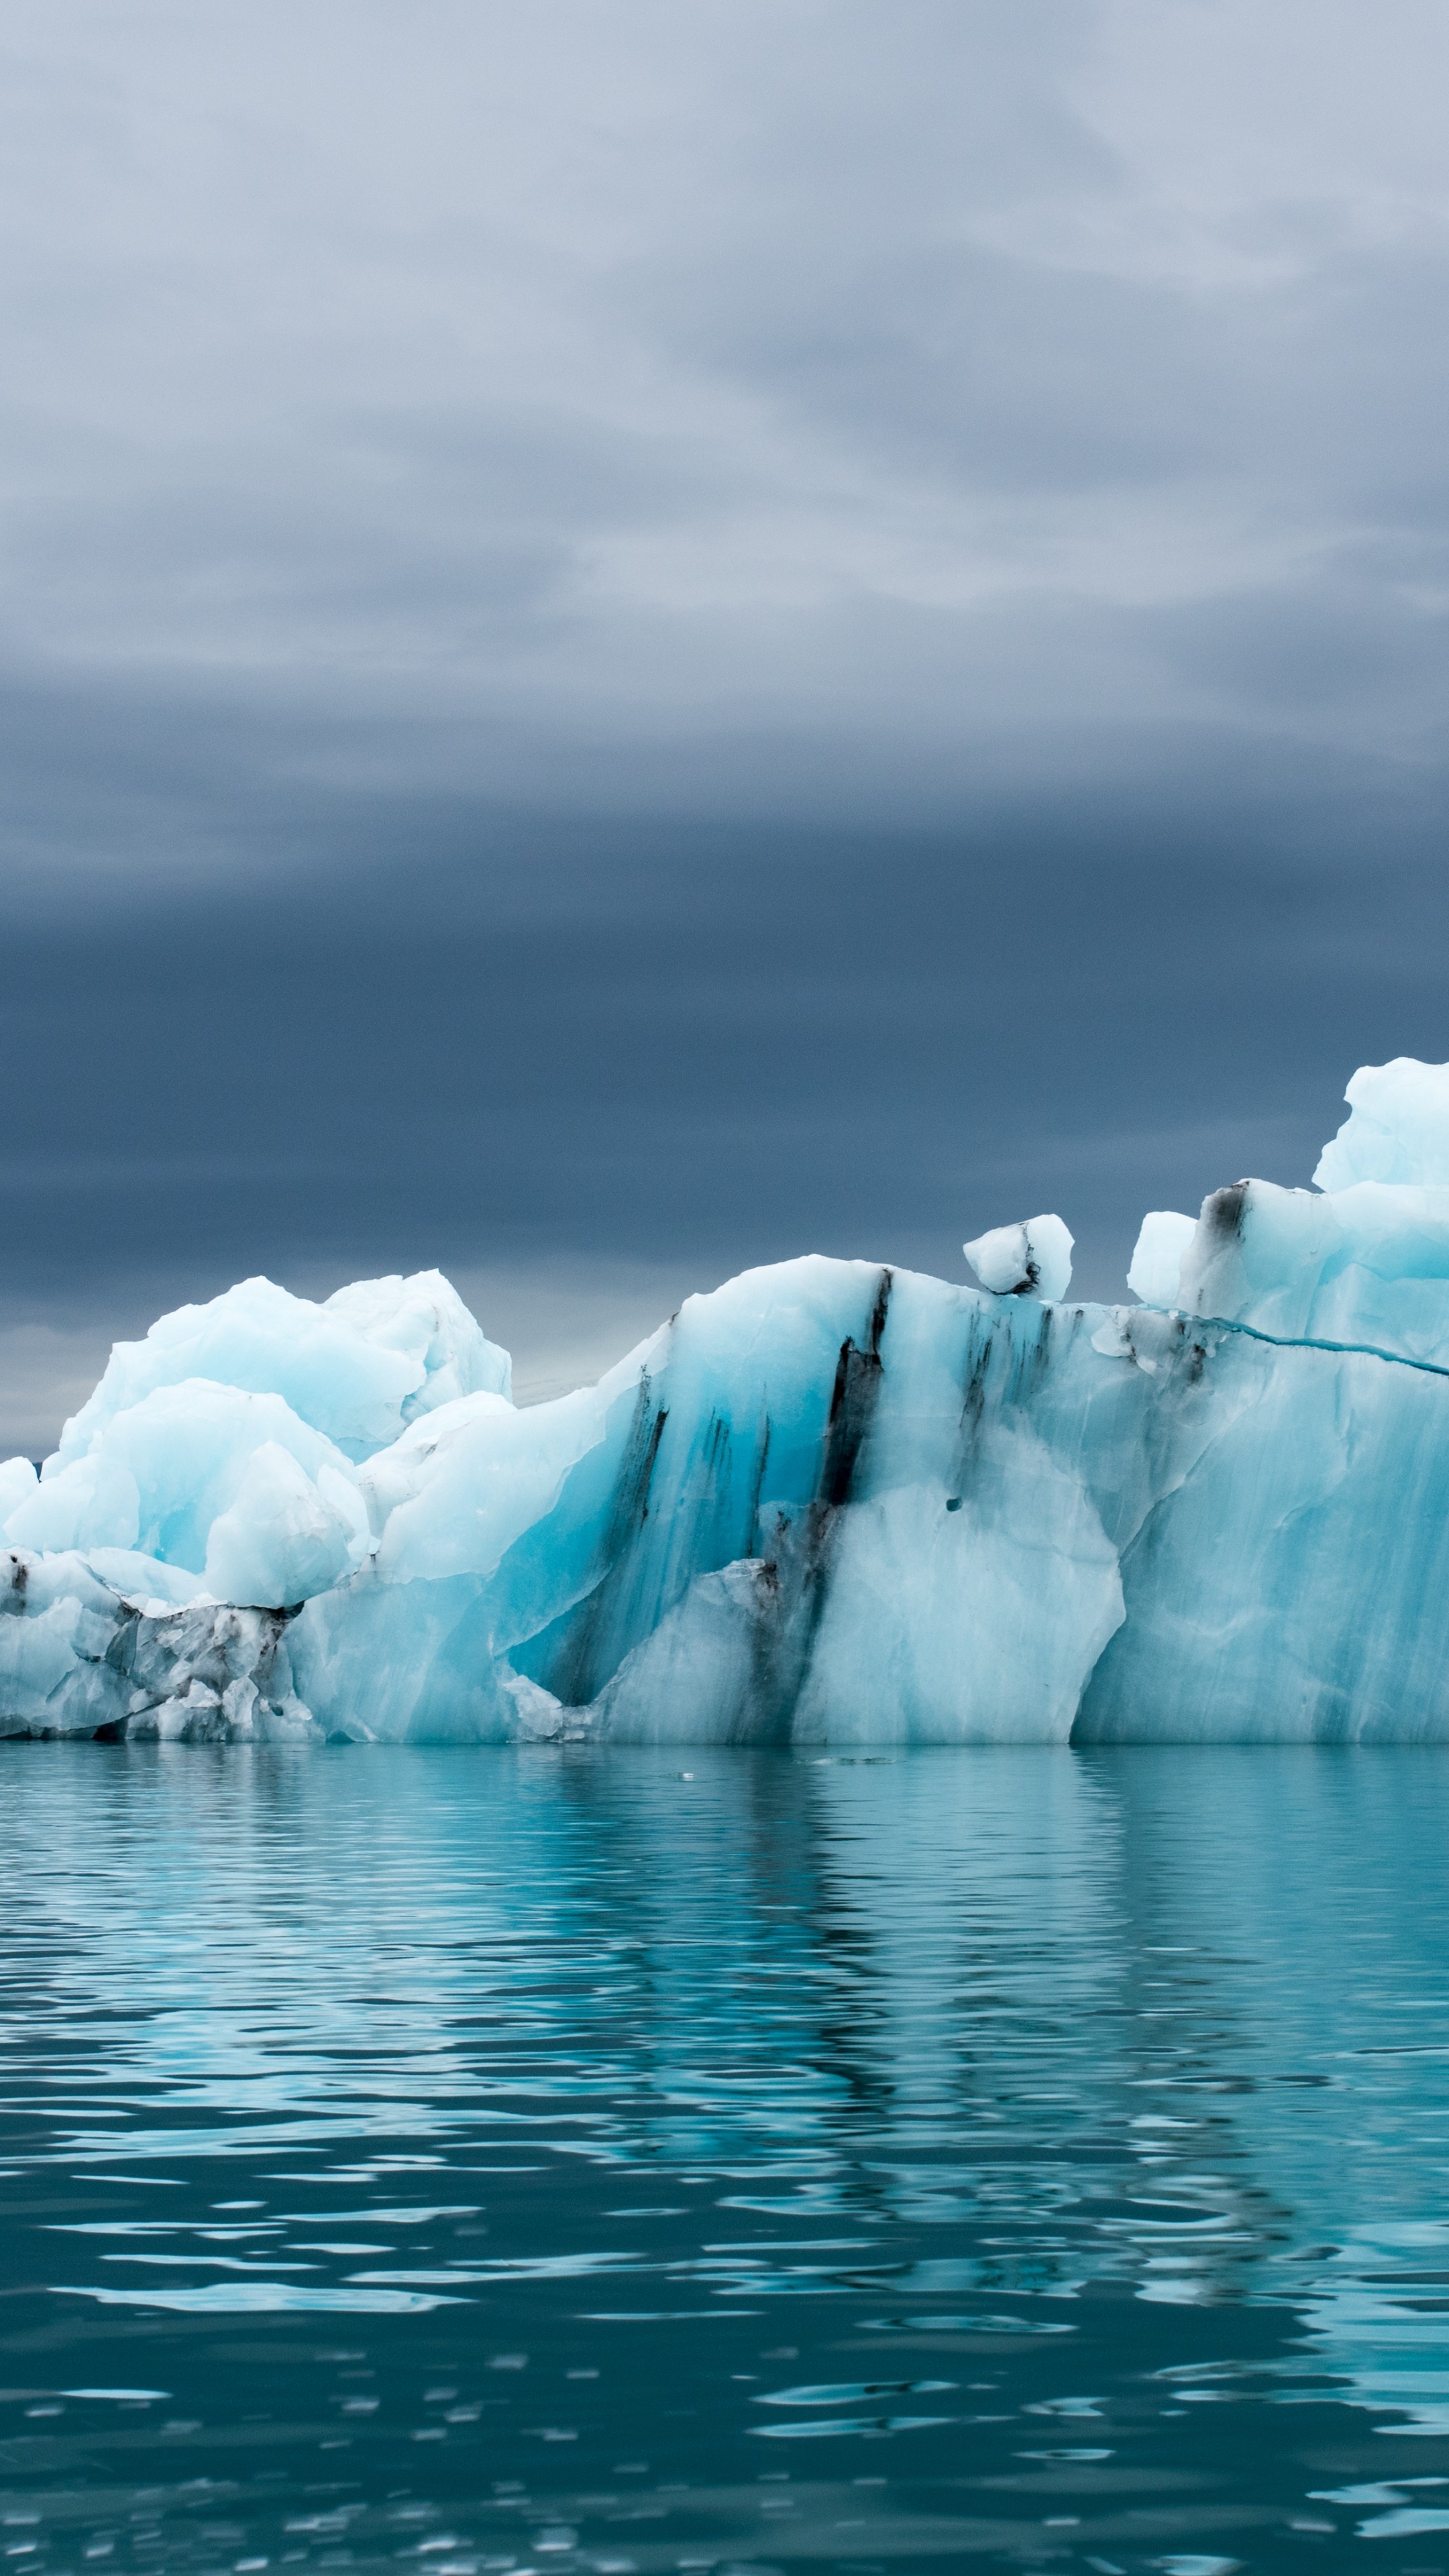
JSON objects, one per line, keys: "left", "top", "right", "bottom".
{"left": 2, "top": 1, "right": 1449, "bottom": 1443}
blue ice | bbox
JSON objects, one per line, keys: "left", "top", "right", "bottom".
{"left": 7, "top": 1060, "right": 1449, "bottom": 1743}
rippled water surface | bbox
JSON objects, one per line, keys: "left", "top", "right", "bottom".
{"left": 5, "top": 1748, "right": 1449, "bottom": 2575}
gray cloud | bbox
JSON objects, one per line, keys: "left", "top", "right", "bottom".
{"left": 3, "top": 2, "right": 1449, "bottom": 1447}
{"left": 1, "top": 0, "right": 1447, "bottom": 833}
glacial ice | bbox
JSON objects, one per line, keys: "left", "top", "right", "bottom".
{"left": 0, "top": 1454, "right": 38, "bottom": 1520}
{"left": 7, "top": 1061, "right": 1449, "bottom": 1744}
{"left": 965, "top": 1212, "right": 1073, "bottom": 1301}
{"left": 1314, "top": 1057, "right": 1449, "bottom": 1189}
{"left": 1128, "top": 1201, "right": 1449, "bottom": 1376}
{"left": 55, "top": 1270, "right": 509, "bottom": 1468}
{"left": 5, "top": 1381, "right": 366, "bottom": 1598}
{"left": 1125, "top": 1209, "right": 1198, "bottom": 1309}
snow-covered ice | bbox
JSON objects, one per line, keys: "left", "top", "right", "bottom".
{"left": 7, "top": 1062, "right": 1449, "bottom": 1743}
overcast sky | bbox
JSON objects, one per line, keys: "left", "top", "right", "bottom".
{"left": 4, "top": 1, "right": 1449, "bottom": 1444}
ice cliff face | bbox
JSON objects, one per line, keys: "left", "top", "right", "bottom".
{"left": 7, "top": 1063, "right": 1449, "bottom": 1745}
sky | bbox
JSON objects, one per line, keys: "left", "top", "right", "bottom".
{"left": 3, "top": 0, "right": 1449, "bottom": 1446}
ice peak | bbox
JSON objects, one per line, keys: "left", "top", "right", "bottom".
{"left": 964, "top": 1214, "right": 1073, "bottom": 1302}
{"left": 1314, "top": 1057, "right": 1449, "bottom": 1191}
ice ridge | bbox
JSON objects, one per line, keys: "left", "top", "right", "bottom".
{"left": 1160, "top": 1311, "right": 1449, "bottom": 1381}
{"left": 7, "top": 1059, "right": 1449, "bottom": 1744}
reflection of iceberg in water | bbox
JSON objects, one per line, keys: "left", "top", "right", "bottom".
{"left": 1195, "top": 1765, "right": 1449, "bottom": 2434}
{"left": 9, "top": 1745, "right": 1449, "bottom": 2460}
{"left": 566, "top": 1748, "right": 1449, "bottom": 2430}
{"left": 11, "top": 1058, "right": 1449, "bottom": 1739}
{"left": 1064, "top": 1752, "right": 1449, "bottom": 2432}
{"left": 1299, "top": 2226, "right": 1449, "bottom": 2438}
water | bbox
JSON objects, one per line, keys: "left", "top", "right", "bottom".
{"left": 5, "top": 1750, "right": 1449, "bottom": 2575}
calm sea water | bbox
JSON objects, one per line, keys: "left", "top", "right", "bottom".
{"left": 5, "top": 1749, "right": 1449, "bottom": 2576}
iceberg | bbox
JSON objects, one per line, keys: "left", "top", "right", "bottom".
{"left": 7, "top": 1063, "right": 1449, "bottom": 1745}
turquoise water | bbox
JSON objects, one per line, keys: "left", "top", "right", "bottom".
{"left": 5, "top": 1750, "right": 1449, "bottom": 2574}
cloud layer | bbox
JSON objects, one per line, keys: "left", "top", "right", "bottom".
{"left": 3, "top": 0, "right": 1448, "bottom": 833}
{"left": 3, "top": 3, "right": 1448, "bottom": 1441}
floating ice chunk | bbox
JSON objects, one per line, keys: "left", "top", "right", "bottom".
{"left": 1127, "top": 1210, "right": 1199, "bottom": 1309}
{"left": 965, "top": 1214, "right": 1073, "bottom": 1301}
{"left": 54, "top": 1271, "right": 508, "bottom": 1470}
{"left": 0, "top": 1456, "right": 38, "bottom": 1518}
{"left": 1316, "top": 1058, "right": 1449, "bottom": 1189}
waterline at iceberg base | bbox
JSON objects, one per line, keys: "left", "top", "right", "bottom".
{"left": 9, "top": 1055, "right": 1449, "bottom": 1746}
